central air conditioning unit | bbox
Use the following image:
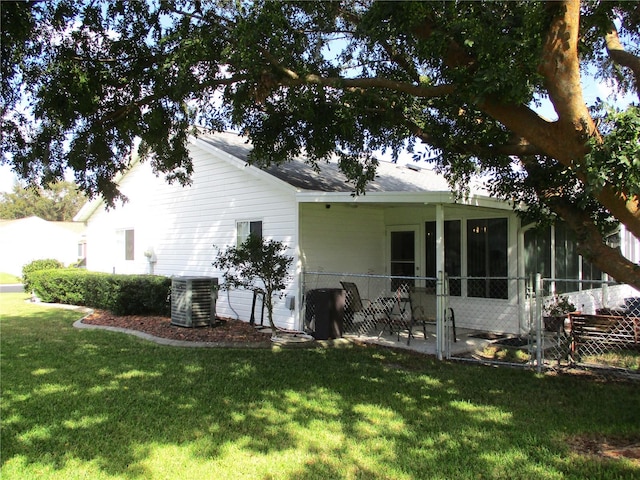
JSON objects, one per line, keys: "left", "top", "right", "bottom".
{"left": 170, "top": 276, "right": 218, "bottom": 327}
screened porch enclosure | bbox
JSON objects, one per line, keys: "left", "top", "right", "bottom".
{"left": 295, "top": 201, "right": 640, "bottom": 375}
{"left": 297, "top": 201, "right": 521, "bottom": 333}
{"left": 301, "top": 271, "right": 526, "bottom": 339}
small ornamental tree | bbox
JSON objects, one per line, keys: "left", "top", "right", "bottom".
{"left": 213, "top": 235, "right": 293, "bottom": 334}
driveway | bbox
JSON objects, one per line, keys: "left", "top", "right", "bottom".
{"left": 0, "top": 284, "right": 24, "bottom": 293}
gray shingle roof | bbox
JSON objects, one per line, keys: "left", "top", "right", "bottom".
{"left": 198, "top": 131, "right": 480, "bottom": 194}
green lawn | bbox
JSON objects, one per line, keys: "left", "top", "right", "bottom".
{"left": 0, "top": 272, "right": 21, "bottom": 284}
{"left": 1, "top": 293, "right": 639, "bottom": 479}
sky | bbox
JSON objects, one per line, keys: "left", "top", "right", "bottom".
{"left": 1, "top": 165, "right": 17, "bottom": 193}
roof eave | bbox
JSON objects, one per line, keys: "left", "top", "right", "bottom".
{"left": 295, "top": 190, "right": 511, "bottom": 210}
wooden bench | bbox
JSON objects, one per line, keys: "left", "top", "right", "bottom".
{"left": 569, "top": 313, "right": 639, "bottom": 359}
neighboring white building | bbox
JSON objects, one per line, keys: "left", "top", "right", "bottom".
{"left": 74, "top": 131, "right": 640, "bottom": 331}
{"left": 0, "top": 216, "right": 85, "bottom": 277}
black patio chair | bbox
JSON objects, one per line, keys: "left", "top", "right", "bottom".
{"left": 340, "top": 281, "right": 384, "bottom": 335}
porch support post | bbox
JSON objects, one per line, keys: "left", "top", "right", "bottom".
{"left": 436, "top": 204, "right": 445, "bottom": 360}
{"left": 535, "top": 273, "right": 543, "bottom": 373}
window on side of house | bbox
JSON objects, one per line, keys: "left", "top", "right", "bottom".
{"left": 467, "top": 218, "right": 508, "bottom": 299}
{"left": 236, "top": 220, "right": 263, "bottom": 247}
{"left": 116, "top": 228, "right": 135, "bottom": 261}
{"left": 554, "top": 222, "right": 579, "bottom": 293}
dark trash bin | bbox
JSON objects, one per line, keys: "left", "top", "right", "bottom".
{"left": 306, "top": 288, "right": 345, "bottom": 340}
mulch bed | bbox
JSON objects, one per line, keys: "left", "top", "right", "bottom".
{"left": 81, "top": 310, "right": 272, "bottom": 345}
{"left": 566, "top": 435, "right": 640, "bottom": 466}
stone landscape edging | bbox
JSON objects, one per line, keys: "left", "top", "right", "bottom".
{"left": 73, "top": 319, "right": 275, "bottom": 348}
{"left": 29, "top": 299, "right": 352, "bottom": 349}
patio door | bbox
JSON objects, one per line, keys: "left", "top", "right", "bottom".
{"left": 388, "top": 226, "right": 419, "bottom": 291}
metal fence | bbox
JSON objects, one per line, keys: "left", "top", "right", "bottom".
{"left": 536, "top": 277, "right": 640, "bottom": 375}
{"left": 301, "top": 271, "right": 640, "bottom": 376}
{"left": 303, "top": 271, "right": 498, "bottom": 360}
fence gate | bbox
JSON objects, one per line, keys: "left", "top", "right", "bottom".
{"left": 444, "top": 276, "right": 537, "bottom": 369}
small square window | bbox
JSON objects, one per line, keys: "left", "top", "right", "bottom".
{"left": 236, "top": 220, "right": 262, "bottom": 246}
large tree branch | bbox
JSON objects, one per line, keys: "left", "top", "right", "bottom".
{"left": 255, "top": 43, "right": 453, "bottom": 98}
{"left": 478, "top": 0, "right": 640, "bottom": 239}
{"left": 605, "top": 23, "right": 640, "bottom": 101}
{"left": 520, "top": 157, "right": 640, "bottom": 288}
{"left": 479, "top": 100, "right": 560, "bottom": 154}
{"left": 279, "top": 74, "right": 455, "bottom": 98}
{"left": 402, "top": 114, "right": 543, "bottom": 157}
{"left": 481, "top": 97, "right": 640, "bottom": 238}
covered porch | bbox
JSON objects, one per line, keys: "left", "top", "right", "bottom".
{"left": 295, "top": 190, "right": 529, "bottom": 337}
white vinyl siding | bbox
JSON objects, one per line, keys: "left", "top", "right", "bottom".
{"left": 83, "top": 143, "right": 299, "bottom": 328}
{"left": 299, "top": 203, "right": 385, "bottom": 275}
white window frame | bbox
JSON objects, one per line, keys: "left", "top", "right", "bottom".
{"left": 116, "top": 228, "right": 135, "bottom": 261}
{"left": 236, "top": 220, "right": 263, "bottom": 247}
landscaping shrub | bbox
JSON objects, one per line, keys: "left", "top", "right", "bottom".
{"left": 22, "top": 258, "right": 64, "bottom": 292}
{"left": 28, "top": 269, "right": 171, "bottom": 316}
{"left": 29, "top": 269, "right": 88, "bottom": 305}
{"left": 112, "top": 275, "right": 172, "bottom": 315}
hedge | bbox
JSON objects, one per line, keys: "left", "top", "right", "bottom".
{"left": 22, "top": 258, "right": 64, "bottom": 292}
{"left": 28, "top": 269, "right": 171, "bottom": 316}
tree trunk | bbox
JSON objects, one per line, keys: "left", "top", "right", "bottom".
{"left": 479, "top": 0, "right": 640, "bottom": 243}
{"left": 265, "top": 292, "right": 277, "bottom": 335}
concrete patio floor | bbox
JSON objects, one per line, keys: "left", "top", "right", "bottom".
{"left": 343, "top": 324, "right": 496, "bottom": 357}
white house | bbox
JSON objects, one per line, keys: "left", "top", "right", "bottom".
{"left": 74, "top": 131, "right": 640, "bottom": 333}
{"left": 0, "top": 216, "right": 86, "bottom": 277}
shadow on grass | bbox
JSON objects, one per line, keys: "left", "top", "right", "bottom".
{"left": 2, "top": 300, "right": 640, "bottom": 479}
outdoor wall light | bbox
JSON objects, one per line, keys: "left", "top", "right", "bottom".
{"left": 144, "top": 247, "right": 157, "bottom": 263}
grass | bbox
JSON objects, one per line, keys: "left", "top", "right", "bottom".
{"left": 581, "top": 350, "right": 640, "bottom": 371}
{"left": 0, "top": 272, "right": 21, "bottom": 284}
{"left": 480, "top": 345, "right": 531, "bottom": 363}
{"left": 2, "top": 292, "right": 640, "bottom": 479}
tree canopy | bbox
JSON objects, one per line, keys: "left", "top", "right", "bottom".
{"left": 1, "top": 0, "right": 639, "bottom": 287}
{"left": 0, "top": 180, "right": 86, "bottom": 221}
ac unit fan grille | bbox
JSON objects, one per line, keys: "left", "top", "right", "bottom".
{"left": 171, "top": 277, "right": 217, "bottom": 327}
